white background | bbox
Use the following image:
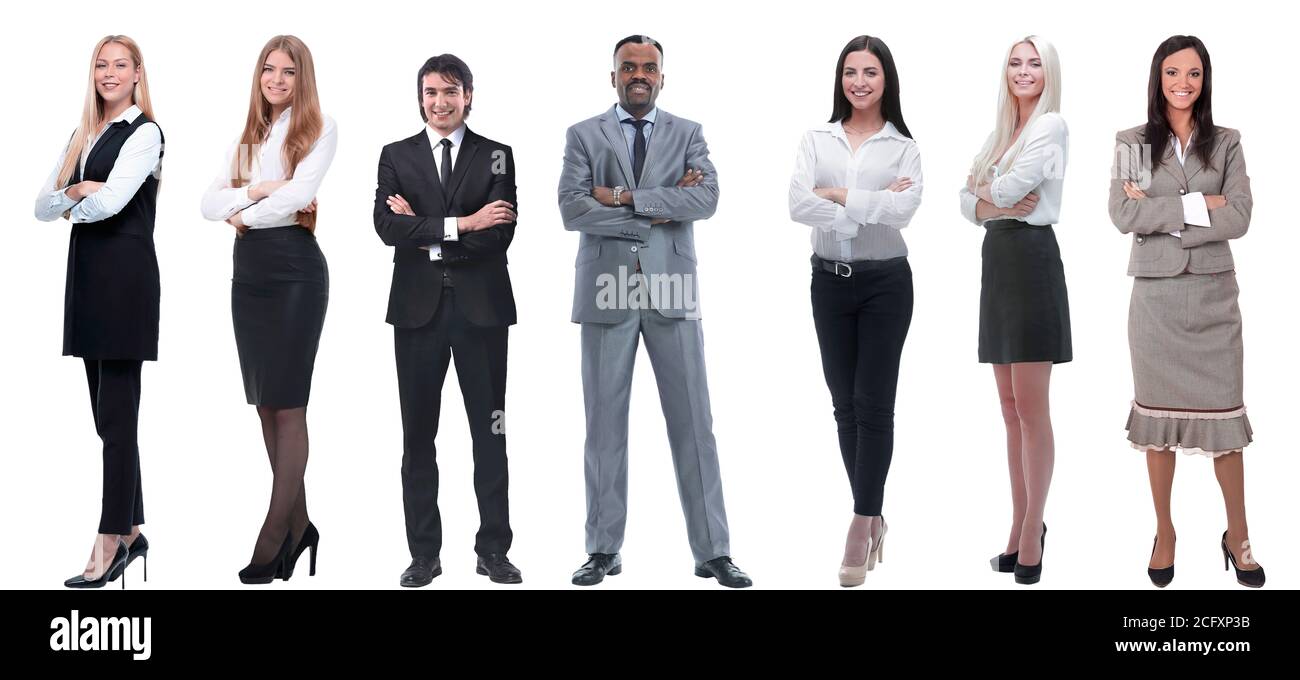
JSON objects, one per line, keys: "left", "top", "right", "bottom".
{"left": 2, "top": 0, "right": 1294, "bottom": 590}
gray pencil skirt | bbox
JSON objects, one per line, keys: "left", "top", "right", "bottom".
{"left": 1126, "top": 271, "right": 1253, "bottom": 457}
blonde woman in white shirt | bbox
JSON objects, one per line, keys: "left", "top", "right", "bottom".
{"left": 200, "top": 35, "right": 336, "bottom": 585}
{"left": 789, "top": 35, "right": 922, "bottom": 587}
{"left": 958, "top": 35, "right": 1070, "bottom": 585}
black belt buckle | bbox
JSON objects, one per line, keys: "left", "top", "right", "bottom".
{"left": 833, "top": 261, "right": 853, "bottom": 278}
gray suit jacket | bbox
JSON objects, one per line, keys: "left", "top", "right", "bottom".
{"left": 1109, "top": 124, "right": 1252, "bottom": 277}
{"left": 559, "top": 106, "right": 719, "bottom": 322}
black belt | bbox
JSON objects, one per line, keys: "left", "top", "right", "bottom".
{"left": 811, "top": 255, "right": 906, "bottom": 278}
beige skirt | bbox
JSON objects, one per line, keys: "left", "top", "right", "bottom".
{"left": 1126, "top": 272, "right": 1253, "bottom": 457}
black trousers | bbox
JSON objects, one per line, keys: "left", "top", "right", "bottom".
{"left": 396, "top": 289, "right": 511, "bottom": 559}
{"left": 810, "top": 257, "right": 913, "bottom": 516}
{"left": 83, "top": 359, "right": 145, "bottom": 535}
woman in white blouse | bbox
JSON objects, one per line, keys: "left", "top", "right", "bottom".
{"left": 35, "top": 35, "right": 162, "bottom": 589}
{"left": 789, "top": 35, "right": 922, "bottom": 587}
{"left": 958, "top": 35, "right": 1070, "bottom": 585}
{"left": 200, "top": 35, "right": 336, "bottom": 584}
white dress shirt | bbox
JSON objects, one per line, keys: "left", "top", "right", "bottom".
{"left": 1167, "top": 132, "right": 1213, "bottom": 238}
{"left": 789, "top": 120, "right": 923, "bottom": 261}
{"left": 959, "top": 112, "right": 1068, "bottom": 227}
{"left": 34, "top": 104, "right": 163, "bottom": 223}
{"left": 421, "top": 124, "right": 465, "bottom": 261}
{"left": 200, "top": 107, "right": 338, "bottom": 230}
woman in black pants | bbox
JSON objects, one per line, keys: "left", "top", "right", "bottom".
{"left": 789, "top": 35, "right": 922, "bottom": 587}
{"left": 35, "top": 35, "right": 162, "bottom": 589}
{"left": 201, "top": 35, "right": 336, "bottom": 584}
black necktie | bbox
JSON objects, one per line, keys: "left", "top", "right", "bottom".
{"left": 439, "top": 138, "right": 453, "bottom": 189}
{"left": 626, "top": 119, "right": 649, "bottom": 185}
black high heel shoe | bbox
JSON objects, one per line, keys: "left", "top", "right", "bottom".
{"left": 1221, "top": 530, "right": 1265, "bottom": 588}
{"left": 238, "top": 533, "right": 293, "bottom": 585}
{"left": 1014, "top": 522, "right": 1047, "bottom": 585}
{"left": 65, "top": 540, "right": 129, "bottom": 589}
{"left": 126, "top": 534, "right": 149, "bottom": 583}
{"left": 1148, "top": 535, "right": 1174, "bottom": 588}
{"left": 280, "top": 522, "right": 319, "bottom": 581}
{"left": 991, "top": 522, "right": 1046, "bottom": 574}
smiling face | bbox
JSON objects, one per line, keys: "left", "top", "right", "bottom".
{"left": 1161, "top": 47, "right": 1203, "bottom": 113}
{"left": 611, "top": 42, "right": 663, "bottom": 116}
{"left": 94, "top": 41, "right": 139, "bottom": 110}
{"left": 1006, "top": 41, "right": 1045, "bottom": 102}
{"left": 841, "top": 49, "right": 885, "bottom": 115}
{"left": 260, "top": 49, "right": 296, "bottom": 112}
{"left": 422, "top": 71, "right": 470, "bottom": 135}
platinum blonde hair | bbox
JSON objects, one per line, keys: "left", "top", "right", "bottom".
{"left": 969, "top": 35, "right": 1062, "bottom": 184}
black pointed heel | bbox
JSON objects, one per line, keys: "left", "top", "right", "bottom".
{"left": 127, "top": 534, "right": 149, "bottom": 583}
{"left": 1221, "top": 530, "right": 1265, "bottom": 588}
{"left": 281, "top": 522, "right": 319, "bottom": 581}
{"left": 1148, "top": 535, "right": 1174, "bottom": 588}
{"left": 64, "top": 541, "right": 129, "bottom": 589}
{"left": 1014, "top": 522, "right": 1047, "bottom": 585}
{"left": 239, "top": 533, "right": 293, "bottom": 585}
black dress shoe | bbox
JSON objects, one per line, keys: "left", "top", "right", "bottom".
{"left": 65, "top": 541, "right": 129, "bottom": 589}
{"left": 571, "top": 553, "right": 621, "bottom": 586}
{"left": 239, "top": 533, "right": 293, "bottom": 585}
{"left": 695, "top": 556, "right": 752, "bottom": 588}
{"left": 1148, "top": 535, "right": 1174, "bottom": 588}
{"left": 990, "top": 551, "right": 1017, "bottom": 573}
{"left": 476, "top": 553, "right": 523, "bottom": 584}
{"left": 400, "top": 556, "right": 441, "bottom": 588}
{"left": 1014, "top": 523, "right": 1047, "bottom": 586}
{"left": 1221, "top": 531, "right": 1265, "bottom": 588}
{"left": 281, "top": 522, "right": 319, "bottom": 581}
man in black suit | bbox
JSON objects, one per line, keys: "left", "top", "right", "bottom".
{"left": 374, "top": 54, "right": 520, "bottom": 586}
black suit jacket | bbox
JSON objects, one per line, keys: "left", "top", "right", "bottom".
{"left": 374, "top": 127, "right": 517, "bottom": 328}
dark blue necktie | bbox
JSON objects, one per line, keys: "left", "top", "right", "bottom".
{"left": 626, "top": 118, "right": 649, "bottom": 185}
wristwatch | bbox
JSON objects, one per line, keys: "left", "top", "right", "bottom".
{"left": 612, "top": 185, "right": 625, "bottom": 206}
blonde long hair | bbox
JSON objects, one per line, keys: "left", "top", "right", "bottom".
{"left": 56, "top": 35, "right": 155, "bottom": 189}
{"left": 231, "top": 35, "right": 323, "bottom": 231}
{"left": 968, "top": 35, "right": 1062, "bottom": 184}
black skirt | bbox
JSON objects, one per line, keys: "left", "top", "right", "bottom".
{"left": 978, "top": 219, "right": 1072, "bottom": 364}
{"left": 231, "top": 227, "right": 328, "bottom": 408}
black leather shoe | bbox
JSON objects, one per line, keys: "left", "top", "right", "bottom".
{"left": 400, "top": 556, "right": 441, "bottom": 588}
{"left": 571, "top": 553, "right": 621, "bottom": 586}
{"left": 695, "top": 556, "right": 752, "bottom": 588}
{"left": 1148, "top": 535, "right": 1175, "bottom": 588}
{"left": 1221, "top": 531, "right": 1265, "bottom": 588}
{"left": 990, "top": 551, "right": 1017, "bottom": 573}
{"left": 281, "top": 522, "right": 319, "bottom": 581}
{"left": 65, "top": 541, "right": 129, "bottom": 589}
{"left": 476, "top": 553, "right": 523, "bottom": 584}
{"left": 1014, "top": 523, "right": 1047, "bottom": 586}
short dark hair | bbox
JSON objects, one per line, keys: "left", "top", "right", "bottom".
{"left": 417, "top": 54, "right": 473, "bottom": 121}
{"left": 614, "top": 35, "right": 663, "bottom": 60}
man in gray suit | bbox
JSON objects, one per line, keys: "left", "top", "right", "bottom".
{"left": 558, "top": 35, "right": 751, "bottom": 588}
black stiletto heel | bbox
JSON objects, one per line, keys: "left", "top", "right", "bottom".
{"left": 281, "top": 522, "right": 319, "bottom": 581}
{"left": 1014, "top": 522, "right": 1046, "bottom": 585}
{"left": 1148, "top": 535, "right": 1174, "bottom": 588}
{"left": 126, "top": 534, "right": 149, "bottom": 583}
{"left": 1221, "top": 530, "right": 1265, "bottom": 588}
{"left": 65, "top": 541, "right": 129, "bottom": 589}
{"left": 239, "top": 533, "right": 293, "bottom": 585}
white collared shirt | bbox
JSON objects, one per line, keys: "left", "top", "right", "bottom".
{"left": 34, "top": 104, "right": 163, "bottom": 224}
{"left": 200, "top": 106, "right": 338, "bottom": 230}
{"left": 421, "top": 124, "right": 466, "bottom": 261}
{"left": 788, "top": 120, "right": 923, "bottom": 261}
{"left": 959, "top": 112, "right": 1068, "bottom": 227}
{"left": 1167, "top": 132, "right": 1212, "bottom": 238}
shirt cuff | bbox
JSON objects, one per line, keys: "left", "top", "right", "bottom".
{"left": 443, "top": 217, "right": 458, "bottom": 241}
{"left": 1181, "top": 192, "right": 1212, "bottom": 228}
{"left": 48, "top": 188, "right": 78, "bottom": 214}
{"left": 427, "top": 245, "right": 443, "bottom": 261}
{"left": 831, "top": 205, "right": 858, "bottom": 240}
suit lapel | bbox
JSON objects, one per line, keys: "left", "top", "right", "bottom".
{"left": 408, "top": 130, "right": 446, "bottom": 209}
{"left": 1159, "top": 139, "right": 1188, "bottom": 186}
{"left": 1182, "top": 136, "right": 1207, "bottom": 184}
{"left": 446, "top": 128, "right": 479, "bottom": 201}
{"left": 637, "top": 109, "right": 672, "bottom": 189}
{"left": 599, "top": 106, "right": 636, "bottom": 187}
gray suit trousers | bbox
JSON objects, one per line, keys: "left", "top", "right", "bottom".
{"left": 581, "top": 304, "right": 731, "bottom": 564}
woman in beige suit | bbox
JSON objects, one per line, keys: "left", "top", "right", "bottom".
{"left": 1109, "top": 35, "right": 1264, "bottom": 588}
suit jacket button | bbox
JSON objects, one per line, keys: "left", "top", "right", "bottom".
{"left": 1136, "top": 235, "right": 1145, "bottom": 244}
{"left": 631, "top": 245, "right": 638, "bottom": 253}
{"left": 1179, "top": 189, "right": 1186, "bottom": 195}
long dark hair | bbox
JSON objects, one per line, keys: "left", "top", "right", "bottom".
{"left": 829, "top": 35, "right": 912, "bottom": 139}
{"left": 1145, "top": 35, "right": 1215, "bottom": 169}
